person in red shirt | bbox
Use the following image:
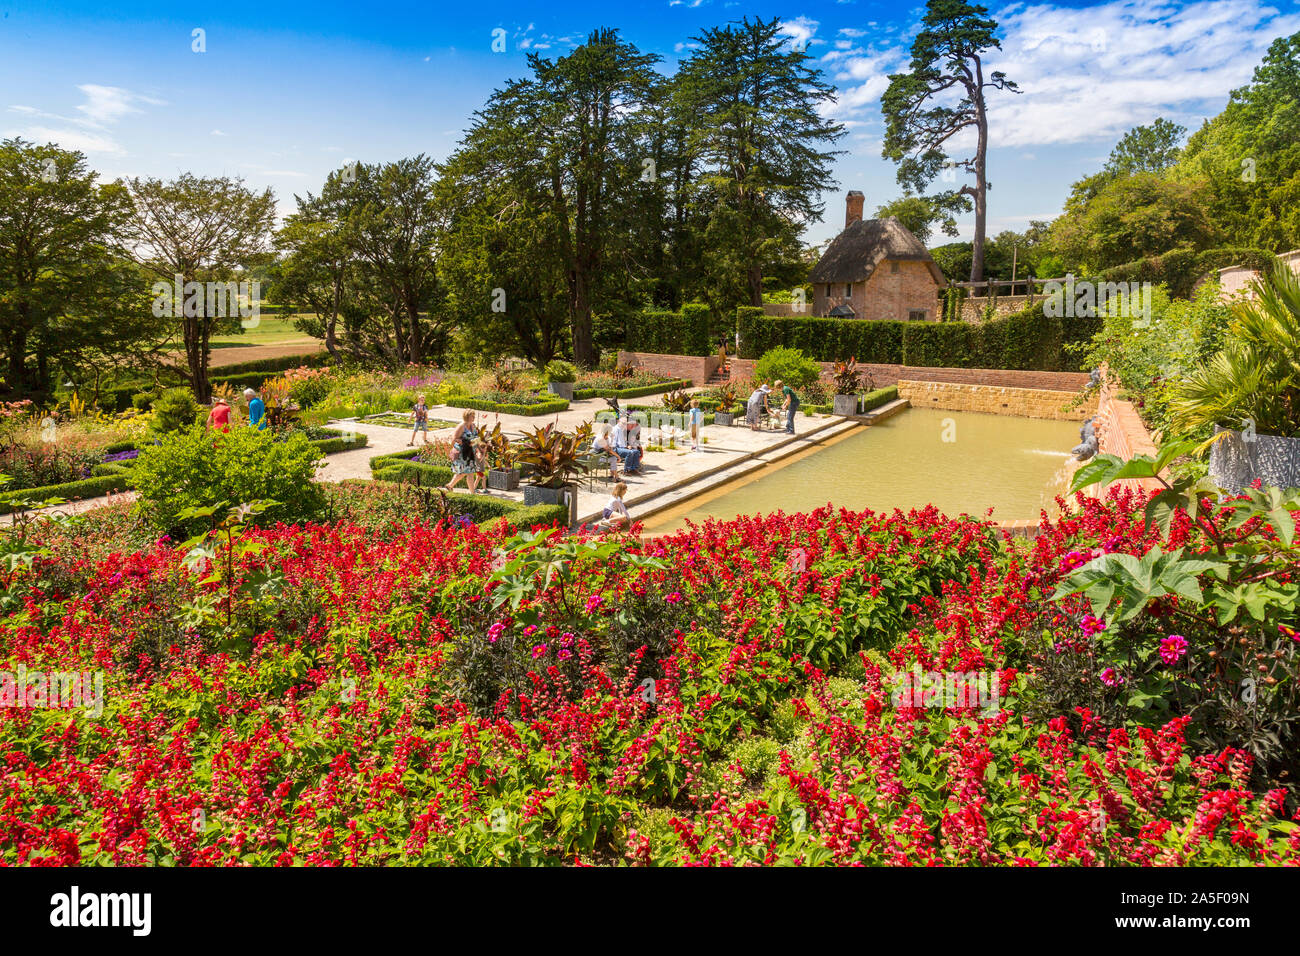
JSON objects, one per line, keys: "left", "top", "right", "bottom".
{"left": 207, "top": 397, "right": 232, "bottom": 433}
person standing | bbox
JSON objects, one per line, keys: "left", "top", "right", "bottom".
{"left": 689, "top": 398, "right": 704, "bottom": 451}
{"left": 776, "top": 379, "right": 800, "bottom": 435}
{"left": 207, "top": 397, "right": 232, "bottom": 433}
{"left": 245, "top": 388, "right": 266, "bottom": 431}
{"left": 408, "top": 393, "right": 430, "bottom": 446}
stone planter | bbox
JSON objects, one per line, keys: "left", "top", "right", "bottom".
{"left": 714, "top": 411, "right": 735, "bottom": 427}
{"left": 547, "top": 381, "right": 574, "bottom": 400}
{"left": 832, "top": 394, "right": 858, "bottom": 416}
{"left": 1209, "top": 425, "right": 1300, "bottom": 492}
{"left": 523, "top": 482, "right": 576, "bottom": 527}
{"left": 487, "top": 467, "right": 520, "bottom": 491}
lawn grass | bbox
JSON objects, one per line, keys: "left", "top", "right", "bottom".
{"left": 209, "top": 316, "right": 321, "bottom": 347}
{"left": 362, "top": 412, "right": 457, "bottom": 430}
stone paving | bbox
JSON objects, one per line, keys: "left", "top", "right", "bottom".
{"left": 4, "top": 396, "right": 872, "bottom": 529}
{"left": 316, "top": 397, "right": 866, "bottom": 526}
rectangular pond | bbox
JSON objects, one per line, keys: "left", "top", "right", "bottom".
{"left": 639, "top": 407, "right": 1079, "bottom": 534}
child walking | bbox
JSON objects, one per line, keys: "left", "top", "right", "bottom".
{"left": 408, "top": 393, "right": 430, "bottom": 446}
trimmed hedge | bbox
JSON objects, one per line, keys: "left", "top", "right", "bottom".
{"left": 861, "top": 385, "right": 899, "bottom": 412}
{"left": 369, "top": 459, "right": 570, "bottom": 531}
{"left": 308, "top": 427, "right": 369, "bottom": 456}
{"left": 443, "top": 395, "right": 569, "bottom": 416}
{"left": 1098, "top": 246, "right": 1278, "bottom": 299}
{"left": 368, "top": 449, "right": 418, "bottom": 472}
{"left": 572, "top": 379, "right": 691, "bottom": 400}
{"left": 90, "top": 462, "right": 134, "bottom": 477}
{"left": 209, "top": 351, "right": 327, "bottom": 377}
{"left": 626, "top": 303, "right": 730, "bottom": 357}
{"left": 488, "top": 503, "right": 570, "bottom": 532}
{"left": 802, "top": 385, "right": 899, "bottom": 415}
{"left": 91, "top": 353, "right": 327, "bottom": 412}
{"left": 737, "top": 301, "right": 1097, "bottom": 372}
{"left": 0, "top": 473, "right": 132, "bottom": 515}
{"left": 373, "top": 461, "right": 454, "bottom": 486}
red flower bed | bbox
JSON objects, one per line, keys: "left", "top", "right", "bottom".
{"left": 1, "top": 494, "right": 1296, "bottom": 865}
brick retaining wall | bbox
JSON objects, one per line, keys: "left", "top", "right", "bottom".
{"left": 617, "top": 351, "right": 722, "bottom": 386}
{"left": 1091, "top": 367, "right": 1162, "bottom": 494}
{"left": 728, "top": 357, "right": 1089, "bottom": 392}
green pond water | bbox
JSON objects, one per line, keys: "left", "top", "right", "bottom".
{"left": 640, "top": 407, "right": 1078, "bottom": 534}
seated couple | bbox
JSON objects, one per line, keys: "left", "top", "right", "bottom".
{"left": 592, "top": 417, "right": 643, "bottom": 478}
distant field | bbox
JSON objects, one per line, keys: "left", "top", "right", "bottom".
{"left": 209, "top": 316, "right": 321, "bottom": 348}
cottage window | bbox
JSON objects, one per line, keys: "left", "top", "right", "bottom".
{"left": 891, "top": 261, "right": 900, "bottom": 274}
{"left": 845, "top": 283, "right": 852, "bottom": 298}
{"left": 825, "top": 284, "right": 832, "bottom": 298}
{"left": 908, "top": 309, "right": 927, "bottom": 322}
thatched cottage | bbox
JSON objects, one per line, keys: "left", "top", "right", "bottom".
{"left": 810, "top": 191, "right": 946, "bottom": 321}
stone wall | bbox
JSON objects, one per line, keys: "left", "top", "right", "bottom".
{"left": 895, "top": 380, "right": 1097, "bottom": 421}
{"left": 958, "top": 295, "right": 1032, "bottom": 323}
{"left": 616, "top": 351, "right": 721, "bottom": 386}
{"left": 728, "top": 357, "right": 1090, "bottom": 393}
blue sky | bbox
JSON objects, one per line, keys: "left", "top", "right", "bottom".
{"left": 3, "top": 0, "right": 1298, "bottom": 248}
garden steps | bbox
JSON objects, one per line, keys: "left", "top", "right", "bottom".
{"left": 576, "top": 415, "right": 859, "bottom": 527}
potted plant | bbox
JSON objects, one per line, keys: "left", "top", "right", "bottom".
{"left": 516, "top": 421, "right": 592, "bottom": 524}
{"left": 483, "top": 422, "right": 521, "bottom": 491}
{"left": 713, "top": 382, "right": 739, "bottom": 426}
{"left": 832, "top": 357, "right": 862, "bottom": 416}
{"left": 544, "top": 360, "right": 578, "bottom": 400}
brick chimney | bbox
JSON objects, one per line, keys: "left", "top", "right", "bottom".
{"left": 846, "top": 190, "right": 864, "bottom": 227}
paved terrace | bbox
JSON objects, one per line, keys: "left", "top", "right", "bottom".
{"left": 317, "top": 396, "right": 893, "bottom": 528}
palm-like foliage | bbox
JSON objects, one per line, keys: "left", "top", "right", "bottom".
{"left": 516, "top": 422, "right": 593, "bottom": 488}
{"left": 1170, "top": 266, "right": 1300, "bottom": 439}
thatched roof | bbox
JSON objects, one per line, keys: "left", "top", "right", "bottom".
{"left": 810, "top": 216, "right": 946, "bottom": 286}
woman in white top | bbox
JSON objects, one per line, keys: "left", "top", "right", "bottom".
{"left": 602, "top": 482, "right": 630, "bottom": 530}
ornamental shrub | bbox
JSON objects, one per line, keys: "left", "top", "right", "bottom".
{"left": 754, "top": 346, "right": 821, "bottom": 389}
{"left": 132, "top": 425, "right": 325, "bottom": 533}
{"left": 544, "top": 360, "right": 578, "bottom": 383}
{"left": 150, "top": 387, "right": 203, "bottom": 436}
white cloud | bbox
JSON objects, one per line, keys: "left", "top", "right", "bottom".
{"left": 779, "top": 16, "right": 823, "bottom": 51}
{"left": 13, "top": 125, "right": 125, "bottom": 155}
{"left": 824, "top": 0, "right": 1300, "bottom": 152}
{"left": 6, "top": 85, "right": 164, "bottom": 156}
{"left": 74, "top": 84, "right": 163, "bottom": 127}
{"left": 980, "top": 0, "right": 1300, "bottom": 148}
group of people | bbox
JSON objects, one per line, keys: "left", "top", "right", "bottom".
{"left": 206, "top": 387, "right": 267, "bottom": 433}
{"left": 745, "top": 379, "right": 799, "bottom": 435}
